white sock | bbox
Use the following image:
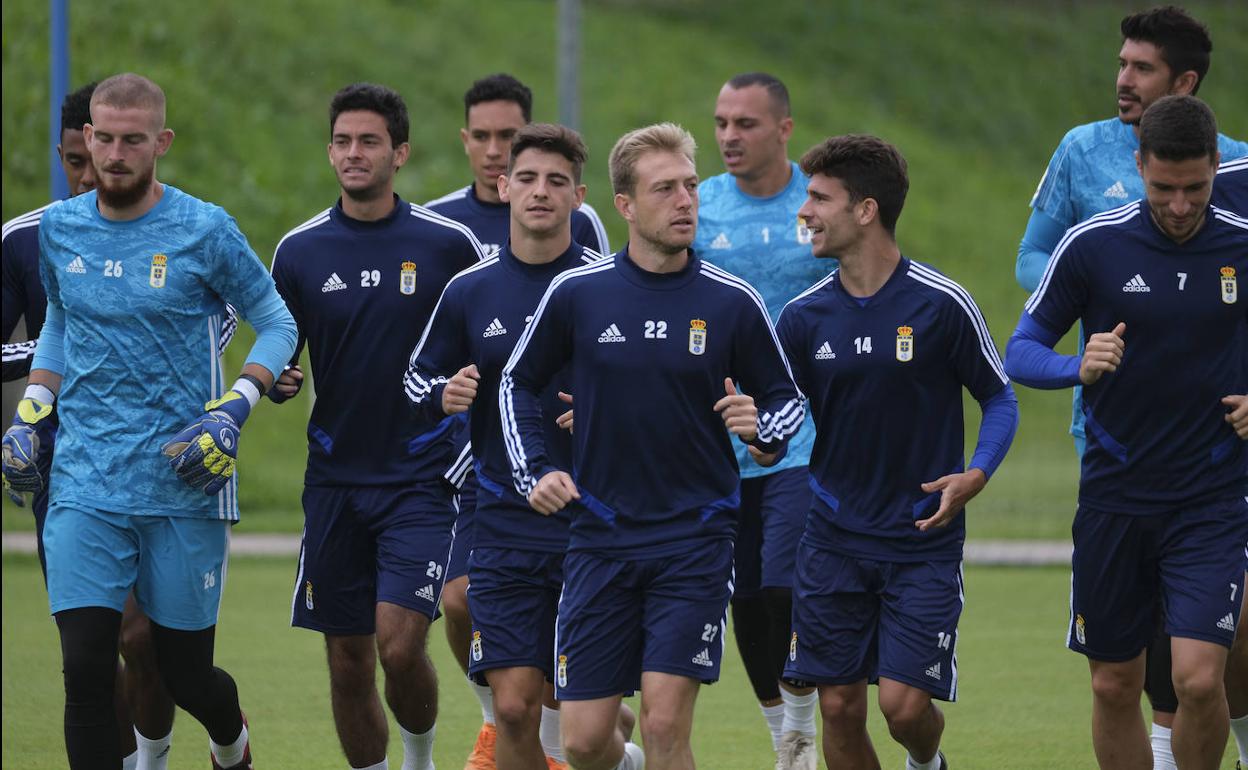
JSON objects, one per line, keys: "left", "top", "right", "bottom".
{"left": 541, "top": 705, "right": 565, "bottom": 762}
{"left": 1231, "top": 714, "right": 1248, "bottom": 764}
{"left": 355, "top": 761, "right": 389, "bottom": 770}
{"left": 135, "top": 728, "right": 172, "bottom": 770}
{"left": 760, "top": 702, "right": 785, "bottom": 750}
{"left": 400, "top": 723, "right": 436, "bottom": 770}
{"left": 780, "top": 688, "right": 818, "bottom": 737}
{"left": 209, "top": 722, "right": 248, "bottom": 768}
{"left": 122, "top": 751, "right": 139, "bottom": 770}
{"left": 615, "top": 742, "right": 644, "bottom": 770}
{"left": 136, "top": 728, "right": 173, "bottom": 768}
{"left": 905, "top": 751, "right": 941, "bottom": 770}
{"left": 1149, "top": 723, "right": 1176, "bottom": 770}
{"left": 471, "top": 681, "right": 496, "bottom": 725}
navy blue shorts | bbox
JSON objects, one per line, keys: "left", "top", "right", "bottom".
{"left": 466, "top": 546, "right": 564, "bottom": 685}
{"left": 446, "top": 472, "right": 478, "bottom": 583}
{"left": 733, "top": 467, "right": 810, "bottom": 597}
{"left": 1069, "top": 497, "right": 1248, "bottom": 661}
{"left": 784, "top": 541, "right": 964, "bottom": 702}
{"left": 291, "top": 483, "right": 456, "bottom": 635}
{"left": 554, "top": 541, "right": 734, "bottom": 701}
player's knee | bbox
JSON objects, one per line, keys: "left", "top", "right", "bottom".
{"left": 118, "top": 613, "right": 157, "bottom": 671}
{"left": 562, "top": 729, "right": 612, "bottom": 767}
{"left": 638, "top": 708, "right": 689, "bottom": 753}
{"left": 377, "top": 634, "right": 429, "bottom": 678}
{"left": 1089, "top": 665, "right": 1142, "bottom": 708}
{"left": 819, "top": 687, "right": 868, "bottom": 726}
{"left": 326, "top": 640, "right": 376, "bottom": 692}
{"left": 492, "top": 689, "right": 541, "bottom": 734}
{"left": 63, "top": 643, "right": 116, "bottom": 701}
{"left": 441, "top": 579, "right": 470, "bottom": 621}
{"left": 880, "top": 698, "right": 930, "bottom": 742}
{"left": 1172, "top": 665, "right": 1225, "bottom": 706}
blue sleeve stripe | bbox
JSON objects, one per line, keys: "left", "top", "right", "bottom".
{"left": 1025, "top": 203, "right": 1140, "bottom": 314}
{"left": 402, "top": 258, "right": 499, "bottom": 404}
{"left": 578, "top": 202, "right": 610, "bottom": 254}
{"left": 499, "top": 259, "right": 616, "bottom": 495}
{"left": 408, "top": 204, "right": 490, "bottom": 262}
{"left": 2, "top": 203, "right": 51, "bottom": 240}
{"left": 906, "top": 263, "right": 1008, "bottom": 384}
{"left": 271, "top": 209, "right": 332, "bottom": 260}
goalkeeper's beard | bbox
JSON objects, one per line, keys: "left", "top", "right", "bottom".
{"left": 95, "top": 163, "right": 157, "bottom": 211}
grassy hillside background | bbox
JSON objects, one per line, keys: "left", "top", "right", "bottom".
{"left": 3, "top": 0, "right": 1246, "bottom": 537}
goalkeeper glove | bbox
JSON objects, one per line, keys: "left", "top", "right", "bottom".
{"left": 2, "top": 388, "right": 56, "bottom": 496}
{"left": 161, "top": 385, "right": 255, "bottom": 495}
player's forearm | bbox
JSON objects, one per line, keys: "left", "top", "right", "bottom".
{"left": 25, "top": 369, "right": 62, "bottom": 396}
{"left": 241, "top": 290, "right": 297, "bottom": 382}
{"left": 968, "top": 384, "right": 1019, "bottom": 478}
{"left": 29, "top": 303, "right": 66, "bottom": 377}
{"left": 499, "top": 373, "right": 552, "bottom": 497}
{"left": 1015, "top": 210, "right": 1067, "bottom": 293}
{"left": 1004, "top": 313, "right": 1080, "bottom": 389}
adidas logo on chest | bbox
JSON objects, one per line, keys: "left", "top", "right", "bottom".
{"left": 483, "top": 318, "right": 508, "bottom": 338}
{"left": 597, "top": 323, "right": 626, "bottom": 343}
{"left": 815, "top": 341, "right": 836, "bottom": 360}
{"left": 1122, "top": 274, "right": 1150, "bottom": 293}
{"left": 1103, "top": 180, "right": 1129, "bottom": 199}
{"left": 321, "top": 272, "right": 348, "bottom": 293}
{"left": 66, "top": 255, "right": 86, "bottom": 274}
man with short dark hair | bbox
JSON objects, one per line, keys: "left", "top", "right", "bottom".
{"left": 407, "top": 122, "right": 617, "bottom": 770}
{"left": 1006, "top": 95, "right": 1247, "bottom": 770}
{"left": 424, "top": 72, "right": 610, "bottom": 770}
{"left": 779, "top": 134, "right": 1017, "bottom": 770}
{"left": 1, "top": 71, "right": 297, "bottom": 770}
{"left": 269, "top": 82, "right": 486, "bottom": 770}
{"left": 693, "top": 72, "right": 825, "bottom": 769}
{"left": 501, "top": 122, "right": 804, "bottom": 770}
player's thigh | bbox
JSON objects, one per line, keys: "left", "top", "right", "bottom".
{"left": 784, "top": 541, "right": 880, "bottom": 686}
{"left": 757, "top": 466, "right": 811, "bottom": 590}
{"left": 556, "top": 551, "right": 644, "bottom": 701}
{"left": 467, "top": 546, "right": 563, "bottom": 684}
{"left": 293, "top": 485, "right": 377, "bottom": 635}
{"left": 732, "top": 476, "right": 766, "bottom": 598}
{"left": 877, "top": 559, "right": 964, "bottom": 702}
{"left": 44, "top": 503, "right": 138, "bottom": 616}
{"left": 641, "top": 540, "right": 735, "bottom": 684}
{"left": 364, "top": 482, "right": 456, "bottom": 621}
{"left": 1160, "top": 496, "right": 1248, "bottom": 648}
{"left": 132, "top": 514, "right": 228, "bottom": 631}
{"left": 1069, "top": 506, "right": 1162, "bottom": 661}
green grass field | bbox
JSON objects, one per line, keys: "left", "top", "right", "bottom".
{"left": 5, "top": 552, "right": 1172, "bottom": 769}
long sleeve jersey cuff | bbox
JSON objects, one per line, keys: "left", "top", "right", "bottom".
{"left": 242, "top": 291, "right": 298, "bottom": 380}
{"left": 1004, "top": 312, "right": 1081, "bottom": 389}
{"left": 968, "top": 385, "right": 1019, "bottom": 479}
{"left": 1015, "top": 210, "right": 1067, "bottom": 293}
{"left": 3, "top": 340, "right": 38, "bottom": 382}
{"left": 29, "top": 303, "right": 66, "bottom": 376}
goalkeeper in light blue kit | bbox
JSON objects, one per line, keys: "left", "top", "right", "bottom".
{"left": 0, "top": 73, "right": 296, "bottom": 770}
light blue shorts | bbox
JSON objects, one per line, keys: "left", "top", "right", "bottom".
{"left": 44, "top": 503, "right": 229, "bottom": 630}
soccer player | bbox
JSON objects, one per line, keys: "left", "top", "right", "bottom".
{"left": 424, "top": 75, "right": 610, "bottom": 768}
{"left": 1005, "top": 95, "right": 1247, "bottom": 770}
{"left": 692, "top": 72, "right": 824, "bottom": 769}
{"left": 0, "top": 72, "right": 296, "bottom": 770}
{"left": 406, "top": 123, "right": 610, "bottom": 770}
{"left": 1013, "top": 9, "right": 1247, "bottom": 760}
{"left": 500, "top": 123, "right": 804, "bottom": 770}
{"left": 268, "top": 82, "right": 486, "bottom": 770}
{"left": 777, "top": 134, "right": 1017, "bottom": 770}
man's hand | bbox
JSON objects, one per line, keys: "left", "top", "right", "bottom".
{"left": 556, "top": 391, "right": 574, "bottom": 433}
{"left": 746, "top": 444, "right": 782, "bottom": 468}
{"left": 916, "top": 468, "right": 987, "bottom": 531}
{"left": 161, "top": 390, "right": 251, "bottom": 495}
{"left": 714, "top": 377, "right": 758, "bottom": 443}
{"left": 1, "top": 396, "right": 54, "bottom": 495}
{"left": 528, "top": 470, "right": 579, "bottom": 515}
{"left": 269, "top": 364, "right": 304, "bottom": 402}
{"left": 1079, "top": 322, "right": 1126, "bottom": 385}
{"left": 442, "top": 364, "right": 480, "bottom": 415}
{"left": 1223, "top": 395, "right": 1248, "bottom": 439}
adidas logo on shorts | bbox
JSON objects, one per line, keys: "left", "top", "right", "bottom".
{"left": 691, "top": 648, "right": 714, "bottom": 668}
{"left": 925, "top": 662, "right": 942, "bottom": 680}
{"left": 414, "top": 584, "right": 436, "bottom": 603}
{"left": 1218, "top": 613, "right": 1236, "bottom": 632}
{"left": 598, "top": 323, "right": 626, "bottom": 343}
{"left": 483, "top": 318, "right": 508, "bottom": 338}
{"left": 1122, "top": 274, "right": 1150, "bottom": 293}
{"left": 322, "top": 272, "right": 348, "bottom": 293}
{"left": 815, "top": 341, "right": 836, "bottom": 360}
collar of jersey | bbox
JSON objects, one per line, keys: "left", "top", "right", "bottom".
{"left": 466, "top": 182, "right": 510, "bottom": 215}
{"left": 614, "top": 245, "right": 701, "bottom": 290}
{"left": 498, "top": 241, "right": 583, "bottom": 282}
{"left": 332, "top": 193, "right": 406, "bottom": 229}
{"left": 88, "top": 183, "right": 173, "bottom": 227}
{"left": 832, "top": 255, "right": 910, "bottom": 309}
